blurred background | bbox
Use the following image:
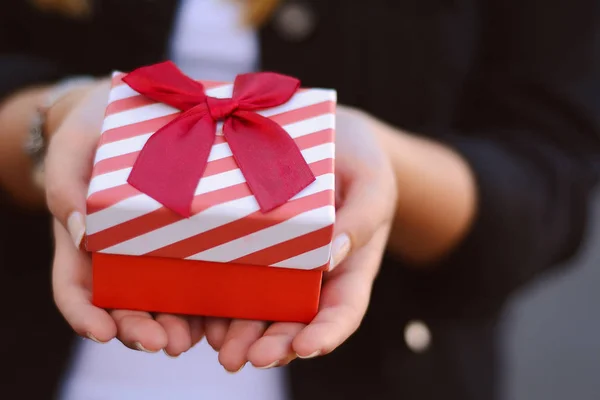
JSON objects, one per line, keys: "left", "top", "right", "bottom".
{"left": 500, "top": 188, "right": 600, "bottom": 400}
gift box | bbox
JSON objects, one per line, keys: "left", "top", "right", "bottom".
{"left": 85, "top": 62, "right": 336, "bottom": 323}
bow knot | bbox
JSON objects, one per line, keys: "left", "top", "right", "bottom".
{"left": 207, "top": 97, "right": 239, "bottom": 120}
{"left": 121, "top": 61, "right": 316, "bottom": 217}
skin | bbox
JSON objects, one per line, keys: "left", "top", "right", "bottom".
{"left": 207, "top": 108, "right": 476, "bottom": 370}
{"left": 2, "top": 78, "right": 475, "bottom": 368}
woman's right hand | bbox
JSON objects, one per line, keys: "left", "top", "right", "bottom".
{"left": 45, "top": 80, "right": 205, "bottom": 356}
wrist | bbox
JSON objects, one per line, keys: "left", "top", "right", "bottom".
{"left": 26, "top": 78, "right": 98, "bottom": 190}
{"left": 45, "top": 82, "right": 97, "bottom": 139}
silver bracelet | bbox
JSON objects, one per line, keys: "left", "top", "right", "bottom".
{"left": 24, "top": 76, "right": 95, "bottom": 187}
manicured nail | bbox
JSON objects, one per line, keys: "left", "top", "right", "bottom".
{"left": 227, "top": 363, "right": 246, "bottom": 374}
{"left": 86, "top": 332, "right": 107, "bottom": 344}
{"left": 163, "top": 349, "right": 179, "bottom": 358}
{"left": 298, "top": 350, "right": 321, "bottom": 359}
{"left": 330, "top": 233, "right": 351, "bottom": 270}
{"left": 67, "top": 211, "right": 86, "bottom": 249}
{"left": 256, "top": 360, "right": 279, "bottom": 369}
{"left": 134, "top": 342, "right": 157, "bottom": 353}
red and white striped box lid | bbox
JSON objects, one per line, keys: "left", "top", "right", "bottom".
{"left": 85, "top": 72, "right": 336, "bottom": 271}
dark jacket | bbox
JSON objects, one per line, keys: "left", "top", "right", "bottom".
{"left": 2, "top": 0, "right": 600, "bottom": 399}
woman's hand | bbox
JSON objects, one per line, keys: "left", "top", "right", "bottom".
{"left": 207, "top": 105, "right": 398, "bottom": 371}
{"left": 45, "top": 87, "right": 397, "bottom": 366}
{"left": 46, "top": 81, "right": 205, "bottom": 356}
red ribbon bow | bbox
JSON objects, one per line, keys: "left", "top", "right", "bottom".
{"left": 122, "top": 61, "right": 316, "bottom": 217}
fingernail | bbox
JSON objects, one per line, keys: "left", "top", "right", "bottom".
{"left": 86, "top": 332, "right": 107, "bottom": 344}
{"left": 227, "top": 363, "right": 246, "bottom": 374}
{"left": 67, "top": 211, "right": 86, "bottom": 249}
{"left": 330, "top": 233, "right": 351, "bottom": 270}
{"left": 134, "top": 342, "right": 157, "bottom": 353}
{"left": 163, "top": 349, "right": 180, "bottom": 358}
{"left": 298, "top": 350, "right": 321, "bottom": 359}
{"left": 256, "top": 360, "right": 280, "bottom": 369}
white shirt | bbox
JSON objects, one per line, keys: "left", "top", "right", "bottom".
{"left": 169, "top": 0, "right": 260, "bottom": 81}
{"left": 59, "top": 1, "right": 289, "bottom": 398}
{"left": 59, "top": 339, "right": 289, "bottom": 400}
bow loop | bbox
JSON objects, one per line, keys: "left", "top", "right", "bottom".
{"left": 233, "top": 72, "right": 300, "bottom": 111}
{"left": 127, "top": 106, "right": 215, "bottom": 217}
{"left": 122, "top": 61, "right": 207, "bottom": 110}
{"left": 224, "top": 111, "right": 316, "bottom": 212}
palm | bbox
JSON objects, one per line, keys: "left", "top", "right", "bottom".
{"left": 49, "top": 87, "right": 395, "bottom": 364}
{"left": 209, "top": 107, "right": 396, "bottom": 370}
{"left": 208, "top": 223, "right": 390, "bottom": 371}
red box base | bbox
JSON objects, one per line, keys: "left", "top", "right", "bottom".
{"left": 92, "top": 253, "right": 322, "bottom": 323}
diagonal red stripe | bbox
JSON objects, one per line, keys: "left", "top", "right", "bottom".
{"left": 87, "top": 184, "right": 140, "bottom": 215}
{"left": 87, "top": 183, "right": 251, "bottom": 251}
{"left": 233, "top": 225, "right": 333, "bottom": 267}
{"left": 101, "top": 114, "right": 179, "bottom": 144}
{"left": 106, "top": 96, "right": 155, "bottom": 116}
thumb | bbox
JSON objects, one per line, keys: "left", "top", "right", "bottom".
{"left": 329, "top": 172, "right": 395, "bottom": 271}
{"left": 45, "top": 130, "right": 95, "bottom": 249}
{"left": 45, "top": 84, "right": 107, "bottom": 249}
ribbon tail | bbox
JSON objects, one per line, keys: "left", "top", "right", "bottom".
{"left": 225, "top": 111, "right": 316, "bottom": 212}
{"left": 127, "top": 107, "right": 216, "bottom": 217}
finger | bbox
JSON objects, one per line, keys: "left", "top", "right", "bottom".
{"left": 279, "top": 352, "right": 299, "bottom": 367}
{"left": 111, "top": 310, "right": 167, "bottom": 352}
{"left": 330, "top": 169, "right": 395, "bottom": 270}
{"left": 247, "top": 322, "right": 305, "bottom": 369}
{"left": 331, "top": 111, "right": 396, "bottom": 270}
{"left": 154, "top": 314, "right": 192, "bottom": 357}
{"left": 293, "top": 225, "right": 390, "bottom": 357}
{"left": 188, "top": 316, "right": 205, "bottom": 347}
{"left": 218, "top": 320, "right": 267, "bottom": 372}
{"left": 45, "top": 82, "right": 110, "bottom": 248}
{"left": 204, "top": 317, "right": 231, "bottom": 351}
{"left": 52, "top": 220, "right": 116, "bottom": 343}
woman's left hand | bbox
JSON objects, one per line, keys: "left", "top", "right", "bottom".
{"left": 46, "top": 81, "right": 205, "bottom": 357}
{"left": 208, "top": 105, "right": 397, "bottom": 371}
